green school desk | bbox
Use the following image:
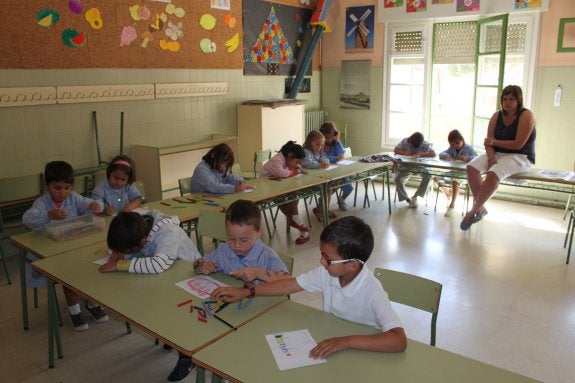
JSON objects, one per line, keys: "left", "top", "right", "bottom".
{"left": 192, "top": 300, "right": 540, "bottom": 383}
{"left": 31, "top": 241, "right": 286, "bottom": 368}
{"left": 305, "top": 157, "right": 393, "bottom": 224}
{"left": 10, "top": 217, "right": 112, "bottom": 331}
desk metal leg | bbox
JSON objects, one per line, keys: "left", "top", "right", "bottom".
{"left": 386, "top": 169, "right": 392, "bottom": 214}
{"left": 566, "top": 211, "right": 575, "bottom": 265}
{"left": 47, "top": 279, "right": 63, "bottom": 368}
{"left": 320, "top": 184, "right": 329, "bottom": 228}
{"left": 19, "top": 248, "right": 29, "bottom": 330}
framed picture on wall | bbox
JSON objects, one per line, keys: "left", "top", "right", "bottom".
{"left": 340, "top": 60, "right": 371, "bottom": 110}
{"left": 345, "top": 6, "right": 375, "bottom": 53}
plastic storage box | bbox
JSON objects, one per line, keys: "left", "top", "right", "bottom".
{"left": 46, "top": 214, "right": 105, "bottom": 241}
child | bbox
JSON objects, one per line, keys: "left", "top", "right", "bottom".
{"left": 92, "top": 154, "right": 142, "bottom": 215}
{"left": 320, "top": 122, "right": 353, "bottom": 211}
{"left": 434, "top": 130, "right": 477, "bottom": 217}
{"left": 261, "top": 140, "right": 310, "bottom": 245}
{"left": 393, "top": 132, "right": 436, "bottom": 208}
{"left": 211, "top": 216, "right": 408, "bottom": 357}
{"left": 99, "top": 209, "right": 201, "bottom": 274}
{"left": 23, "top": 161, "right": 107, "bottom": 332}
{"left": 168, "top": 200, "right": 291, "bottom": 382}
{"left": 193, "top": 199, "right": 290, "bottom": 283}
{"left": 302, "top": 130, "right": 337, "bottom": 222}
{"left": 190, "top": 143, "right": 254, "bottom": 194}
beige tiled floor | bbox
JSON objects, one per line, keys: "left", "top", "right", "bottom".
{"left": 1, "top": 185, "right": 574, "bottom": 382}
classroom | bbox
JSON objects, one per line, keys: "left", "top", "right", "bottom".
{"left": 1, "top": 0, "right": 575, "bottom": 382}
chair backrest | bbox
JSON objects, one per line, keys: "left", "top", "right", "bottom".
{"left": 231, "top": 163, "right": 242, "bottom": 177}
{"left": 277, "top": 252, "right": 294, "bottom": 275}
{"left": 343, "top": 147, "right": 353, "bottom": 158}
{"left": 178, "top": 177, "right": 192, "bottom": 196}
{"left": 0, "top": 174, "right": 43, "bottom": 204}
{"left": 253, "top": 149, "right": 272, "bottom": 178}
{"left": 132, "top": 181, "right": 146, "bottom": 203}
{"left": 373, "top": 268, "right": 442, "bottom": 346}
{"left": 196, "top": 210, "right": 227, "bottom": 256}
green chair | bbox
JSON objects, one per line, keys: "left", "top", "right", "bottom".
{"left": 0, "top": 174, "right": 43, "bottom": 284}
{"left": 374, "top": 268, "right": 442, "bottom": 346}
{"left": 132, "top": 180, "right": 146, "bottom": 203}
{"left": 177, "top": 177, "right": 199, "bottom": 242}
{"left": 196, "top": 209, "right": 227, "bottom": 256}
{"left": 253, "top": 149, "right": 272, "bottom": 179}
{"left": 277, "top": 252, "right": 294, "bottom": 275}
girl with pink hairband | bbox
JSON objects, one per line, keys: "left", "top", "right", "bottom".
{"left": 92, "top": 155, "right": 143, "bottom": 215}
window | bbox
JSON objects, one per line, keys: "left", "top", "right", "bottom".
{"left": 383, "top": 14, "right": 537, "bottom": 149}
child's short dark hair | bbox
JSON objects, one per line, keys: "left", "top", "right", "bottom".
{"left": 319, "top": 122, "right": 339, "bottom": 137}
{"left": 44, "top": 161, "right": 74, "bottom": 185}
{"left": 225, "top": 199, "right": 261, "bottom": 231}
{"left": 447, "top": 129, "right": 465, "bottom": 145}
{"left": 107, "top": 212, "right": 150, "bottom": 252}
{"left": 408, "top": 132, "right": 424, "bottom": 148}
{"left": 279, "top": 141, "right": 305, "bottom": 159}
{"left": 304, "top": 130, "right": 324, "bottom": 150}
{"left": 107, "top": 155, "right": 136, "bottom": 183}
{"left": 320, "top": 216, "right": 374, "bottom": 263}
{"left": 203, "top": 143, "right": 235, "bottom": 170}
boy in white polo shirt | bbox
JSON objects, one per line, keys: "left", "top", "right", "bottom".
{"left": 211, "top": 216, "right": 407, "bottom": 357}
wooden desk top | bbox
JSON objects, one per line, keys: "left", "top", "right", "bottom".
{"left": 31, "top": 242, "right": 286, "bottom": 355}
{"left": 192, "top": 300, "right": 539, "bottom": 383}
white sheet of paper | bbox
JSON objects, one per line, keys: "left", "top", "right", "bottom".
{"left": 175, "top": 275, "right": 231, "bottom": 299}
{"left": 265, "top": 329, "right": 327, "bottom": 371}
{"left": 93, "top": 255, "right": 109, "bottom": 265}
{"left": 337, "top": 159, "right": 355, "bottom": 165}
{"left": 324, "top": 165, "right": 338, "bottom": 170}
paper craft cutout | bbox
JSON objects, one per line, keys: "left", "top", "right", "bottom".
{"left": 120, "top": 26, "right": 138, "bottom": 46}
{"left": 265, "top": 330, "right": 327, "bottom": 371}
{"left": 129, "top": 5, "right": 151, "bottom": 21}
{"left": 224, "top": 14, "right": 237, "bottom": 28}
{"left": 85, "top": 8, "right": 103, "bottom": 30}
{"left": 166, "top": 4, "right": 186, "bottom": 18}
{"left": 407, "top": 0, "right": 427, "bottom": 13}
{"left": 211, "top": 0, "right": 231, "bottom": 11}
{"left": 166, "top": 22, "right": 184, "bottom": 41}
{"left": 456, "top": 0, "right": 479, "bottom": 12}
{"left": 68, "top": 0, "right": 83, "bottom": 15}
{"left": 224, "top": 33, "right": 240, "bottom": 53}
{"left": 175, "top": 275, "right": 230, "bottom": 299}
{"left": 36, "top": 9, "right": 60, "bottom": 28}
{"left": 200, "top": 14, "right": 217, "bottom": 30}
{"left": 62, "top": 29, "right": 87, "bottom": 48}
{"left": 160, "top": 39, "right": 180, "bottom": 52}
{"left": 200, "top": 38, "right": 217, "bottom": 53}
{"left": 246, "top": 6, "right": 295, "bottom": 65}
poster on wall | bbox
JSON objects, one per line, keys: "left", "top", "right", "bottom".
{"left": 456, "top": 0, "right": 480, "bottom": 12}
{"left": 407, "top": 0, "right": 427, "bottom": 13}
{"left": 340, "top": 60, "right": 371, "bottom": 110}
{"left": 515, "top": 0, "right": 541, "bottom": 9}
{"left": 345, "top": 6, "right": 374, "bottom": 53}
{"left": 243, "top": 0, "right": 313, "bottom": 75}
{"left": 384, "top": 0, "right": 403, "bottom": 8}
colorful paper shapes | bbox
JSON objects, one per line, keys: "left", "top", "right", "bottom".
{"left": 129, "top": 5, "right": 151, "bottom": 21}
{"left": 224, "top": 14, "right": 237, "bottom": 28}
{"left": 166, "top": 4, "right": 185, "bottom": 18}
{"left": 246, "top": 7, "right": 295, "bottom": 64}
{"left": 85, "top": 8, "right": 103, "bottom": 30}
{"left": 149, "top": 13, "right": 167, "bottom": 32}
{"left": 199, "top": 14, "right": 217, "bottom": 30}
{"left": 68, "top": 0, "right": 83, "bottom": 15}
{"left": 62, "top": 29, "right": 86, "bottom": 48}
{"left": 141, "top": 32, "right": 153, "bottom": 48}
{"left": 224, "top": 33, "right": 240, "bottom": 53}
{"left": 120, "top": 26, "right": 137, "bottom": 46}
{"left": 165, "top": 21, "right": 184, "bottom": 41}
{"left": 160, "top": 39, "right": 180, "bottom": 52}
{"left": 36, "top": 9, "right": 60, "bottom": 28}
{"left": 200, "top": 38, "right": 216, "bottom": 53}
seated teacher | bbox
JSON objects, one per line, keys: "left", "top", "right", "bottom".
{"left": 191, "top": 143, "right": 254, "bottom": 194}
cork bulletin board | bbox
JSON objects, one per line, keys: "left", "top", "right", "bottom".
{"left": 0, "top": 0, "right": 317, "bottom": 70}
{"left": 0, "top": 0, "right": 245, "bottom": 69}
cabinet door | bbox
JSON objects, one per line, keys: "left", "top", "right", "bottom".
{"left": 261, "top": 104, "right": 304, "bottom": 152}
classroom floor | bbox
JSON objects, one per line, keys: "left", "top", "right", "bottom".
{"left": 1, "top": 184, "right": 574, "bottom": 383}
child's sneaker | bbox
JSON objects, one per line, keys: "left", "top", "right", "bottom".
{"left": 85, "top": 305, "right": 109, "bottom": 323}
{"left": 70, "top": 313, "right": 89, "bottom": 332}
{"left": 167, "top": 356, "right": 196, "bottom": 382}
{"left": 337, "top": 197, "right": 348, "bottom": 211}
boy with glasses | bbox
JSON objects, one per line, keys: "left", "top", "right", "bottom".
{"left": 211, "top": 216, "right": 407, "bottom": 357}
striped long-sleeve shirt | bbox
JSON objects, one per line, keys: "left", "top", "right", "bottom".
{"left": 119, "top": 210, "right": 200, "bottom": 274}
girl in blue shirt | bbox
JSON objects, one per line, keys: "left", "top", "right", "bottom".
{"left": 92, "top": 155, "right": 142, "bottom": 215}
